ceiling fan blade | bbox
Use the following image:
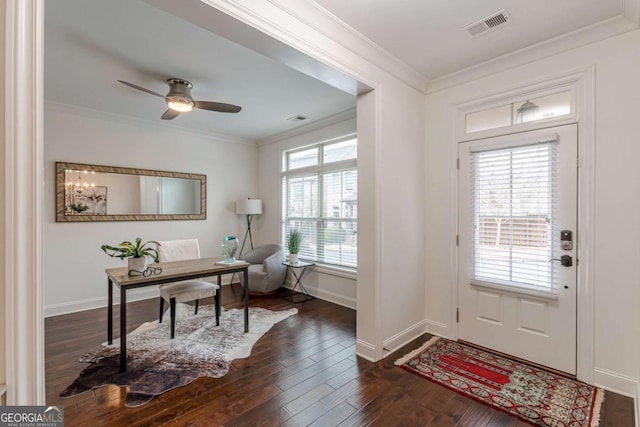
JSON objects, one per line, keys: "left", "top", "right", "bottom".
{"left": 161, "top": 109, "right": 180, "bottom": 120}
{"left": 195, "top": 101, "right": 242, "bottom": 113}
{"left": 117, "top": 80, "right": 166, "bottom": 98}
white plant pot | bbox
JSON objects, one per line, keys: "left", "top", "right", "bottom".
{"left": 289, "top": 253, "right": 299, "bottom": 264}
{"left": 128, "top": 257, "right": 146, "bottom": 276}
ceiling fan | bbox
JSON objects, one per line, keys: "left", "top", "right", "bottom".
{"left": 117, "top": 78, "right": 242, "bottom": 120}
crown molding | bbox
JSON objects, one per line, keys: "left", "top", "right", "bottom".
{"left": 256, "top": 107, "right": 356, "bottom": 146}
{"left": 44, "top": 101, "right": 256, "bottom": 146}
{"left": 147, "top": 0, "right": 366, "bottom": 95}
{"left": 427, "top": 14, "right": 639, "bottom": 94}
{"left": 269, "top": 0, "right": 429, "bottom": 94}
{"left": 184, "top": 0, "right": 427, "bottom": 95}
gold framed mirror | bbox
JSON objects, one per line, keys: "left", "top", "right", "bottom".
{"left": 56, "top": 162, "right": 206, "bottom": 222}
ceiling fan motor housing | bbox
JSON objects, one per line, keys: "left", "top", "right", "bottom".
{"left": 166, "top": 78, "right": 195, "bottom": 107}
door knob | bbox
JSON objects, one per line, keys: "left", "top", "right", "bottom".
{"left": 550, "top": 255, "right": 572, "bottom": 267}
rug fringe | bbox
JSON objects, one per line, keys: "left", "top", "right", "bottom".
{"left": 394, "top": 336, "right": 440, "bottom": 366}
{"left": 590, "top": 388, "right": 606, "bottom": 427}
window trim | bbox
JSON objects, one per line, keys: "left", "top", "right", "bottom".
{"left": 457, "top": 82, "right": 578, "bottom": 142}
{"left": 282, "top": 136, "right": 358, "bottom": 270}
{"left": 281, "top": 133, "right": 357, "bottom": 172}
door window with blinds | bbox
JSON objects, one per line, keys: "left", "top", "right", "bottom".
{"left": 282, "top": 137, "right": 357, "bottom": 269}
{"left": 469, "top": 136, "right": 558, "bottom": 293}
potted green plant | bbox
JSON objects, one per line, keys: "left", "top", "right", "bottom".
{"left": 101, "top": 237, "right": 160, "bottom": 275}
{"left": 287, "top": 229, "right": 302, "bottom": 264}
{"left": 69, "top": 202, "right": 90, "bottom": 214}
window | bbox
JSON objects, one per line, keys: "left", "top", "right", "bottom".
{"left": 465, "top": 90, "right": 572, "bottom": 134}
{"left": 470, "top": 140, "right": 558, "bottom": 292}
{"left": 282, "top": 137, "right": 357, "bottom": 269}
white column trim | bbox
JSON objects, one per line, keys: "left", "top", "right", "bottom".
{"left": 372, "top": 88, "right": 384, "bottom": 361}
{"left": 634, "top": 380, "right": 640, "bottom": 427}
{"left": 575, "top": 66, "right": 596, "bottom": 384}
{"left": 4, "top": 0, "right": 45, "bottom": 404}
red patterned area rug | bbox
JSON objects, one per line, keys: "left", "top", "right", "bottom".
{"left": 395, "top": 337, "right": 603, "bottom": 427}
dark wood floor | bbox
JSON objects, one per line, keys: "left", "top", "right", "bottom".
{"left": 46, "top": 283, "right": 634, "bottom": 426}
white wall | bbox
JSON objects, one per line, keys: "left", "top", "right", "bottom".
{"left": 424, "top": 29, "right": 640, "bottom": 396}
{"left": 44, "top": 103, "right": 258, "bottom": 316}
{"left": 378, "top": 79, "right": 427, "bottom": 352}
{"left": 256, "top": 114, "right": 357, "bottom": 309}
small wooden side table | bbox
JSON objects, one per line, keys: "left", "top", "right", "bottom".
{"left": 282, "top": 260, "right": 316, "bottom": 303}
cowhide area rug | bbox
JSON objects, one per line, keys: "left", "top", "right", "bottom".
{"left": 60, "top": 304, "right": 297, "bottom": 407}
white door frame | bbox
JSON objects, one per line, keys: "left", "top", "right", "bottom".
{"left": 448, "top": 67, "right": 595, "bottom": 383}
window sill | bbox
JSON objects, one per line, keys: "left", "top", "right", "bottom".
{"left": 310, "top": 263, "right": 357, "bottom": 280}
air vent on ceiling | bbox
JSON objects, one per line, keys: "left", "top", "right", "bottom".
{"left": 287, "top": 114, "right": 308, "bottom": 122}
{"left": 463, "top": 9, "right": 512, "bottom": 38}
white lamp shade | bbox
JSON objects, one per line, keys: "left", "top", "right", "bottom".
{"left": 235, "top": 199, "right": 262, "bottom": 215}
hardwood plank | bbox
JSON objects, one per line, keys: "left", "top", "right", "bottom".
{"left": 45, "top": 283, "right": 635, "bottom": 426}
{"left": 284, "top": 383, "right": 334, "bottom": 415}
{"left": 308, "top": 401, "right": 358, "bottom": 427}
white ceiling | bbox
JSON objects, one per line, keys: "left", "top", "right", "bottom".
{"left": 45, "top": 0, "right": 638, "bottom": 141}
{"left": 44, "top": 0, "right": 357, "bottom": 141}
{"left": 313, "top": 0, "right": 630, "bottom": 80}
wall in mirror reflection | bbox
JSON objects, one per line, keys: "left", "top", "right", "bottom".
{"left": 56, "top": 162, "right": 206, "bottom": 222}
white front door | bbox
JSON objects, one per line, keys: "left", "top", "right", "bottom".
{"left": 458, "top": 124, "right": 577, "bottom": 374}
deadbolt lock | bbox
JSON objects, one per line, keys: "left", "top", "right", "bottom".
{"left": 561, "top": 230, "right": 573, "bottom": 251}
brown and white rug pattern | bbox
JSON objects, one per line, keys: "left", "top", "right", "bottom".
{"left": 60, "top": 304, "right": 297, "bottom": 407}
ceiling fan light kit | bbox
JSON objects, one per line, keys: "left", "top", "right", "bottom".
{"left": 167, "top": 99, "right": 194, "bottom": 112}
{"left": 117, "top": 78, "right": 242, "bottom": 120}
{"left": 165, "top": 78, "right": 195, "bottom": 112}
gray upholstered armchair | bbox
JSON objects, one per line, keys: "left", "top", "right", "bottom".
{"left": 239, "top": 244, "right": 286, "bottom": 294}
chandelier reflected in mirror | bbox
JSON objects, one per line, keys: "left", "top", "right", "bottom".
{"left": 64, "top": 169, "right": 106, "bottom": 215}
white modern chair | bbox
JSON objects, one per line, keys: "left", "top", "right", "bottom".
{"left": 158, "top": 239, "right": 220, "bottom": 338}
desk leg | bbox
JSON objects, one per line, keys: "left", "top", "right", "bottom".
{"left": 107, "top": 278, "right": 113, "bottom": 345}
{"left": 216, "top": 275, "right": 221, "bottom": 326}
{"left": 244, "top": 268, "right": 249, "bottom": 333}
{"left": 120, "top": 286, "right": 127, "bottom": 372}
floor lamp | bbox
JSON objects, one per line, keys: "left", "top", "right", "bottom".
{"left": 232, "top": 198, "right": 262, "bottom": 283}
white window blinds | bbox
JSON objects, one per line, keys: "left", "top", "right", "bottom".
{"left": 470, "top": 139, "right": 558, "bottom": 292}
{"left": 282, "top": 138, "right": 357, "bottom": 269}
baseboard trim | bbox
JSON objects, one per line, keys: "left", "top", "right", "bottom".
{"left": 356, "top": 339, "right": 376, "bottom": 362}
{"left": 593, "top": 367, "right": 638, "bottom": 398}
{"left": 382, "top": 320, "right": 427, "bottom": 356}
{"left": 44, "top": 279, "right": 238, "bottom": 317}
{"left": 635, "top": 380, "right": 639, "bottom": 427}
{"left": 424, "top": 319, "right": 450, "bottom": 339}
{"left": 282, "top": 282, "right": 356, "bottom": 310}
{"left": 44, "top": 288, "right": 160, "bottom": 317}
